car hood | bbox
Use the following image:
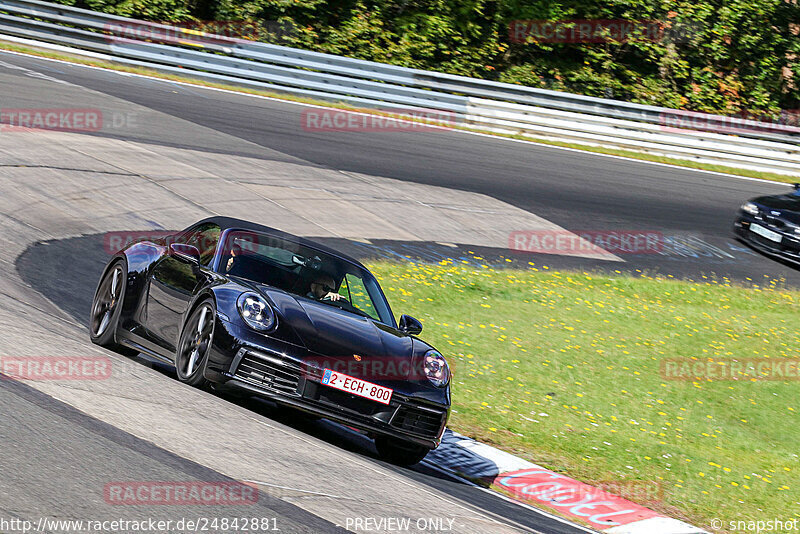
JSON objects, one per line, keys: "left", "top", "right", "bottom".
{"left": 259, "top": 286, "right": 414, "bottom": 361}
{"left": 754, "top": 194, "right": 800, "bottom": 221}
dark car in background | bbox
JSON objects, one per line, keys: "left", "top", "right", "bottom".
{"left": 734, "top": 184, "right": 800, "bottom": 265}
{"left": 89, "top": 217, "right": 450, "bottom": 465}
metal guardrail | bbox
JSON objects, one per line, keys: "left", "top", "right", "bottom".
{"left": 0, "top": 0, "right": 798, "bottom": 175}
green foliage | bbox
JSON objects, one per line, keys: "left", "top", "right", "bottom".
{"left": 72, "top": 0, "right": 194, "bottom": 21}
{"left": 60, "top": 0, "right": 800, "bottom": 114}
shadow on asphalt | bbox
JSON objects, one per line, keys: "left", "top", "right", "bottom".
{"left": 16, "top": 233, "right": 581, "bottom": 534}
{"left": 13, "top": 233, "right": 423, "bottom": 465}
{"left": 16, "top": 232, "right": 800, "bottom": 467}
{"left": 21, "top": 231, "right": 787, "bottom": 534}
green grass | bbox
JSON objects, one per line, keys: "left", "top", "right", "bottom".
{"left": 1, "top": 39, "right": 797, "bottom": 186}
{"left": 368, "top": 260, "right": 800, "bottom": 531}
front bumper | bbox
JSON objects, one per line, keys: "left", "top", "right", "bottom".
{"left": 734, "top": 215, "right": 800, "bottom": 264}
{"left": 206, "top": 320, "right": 449, "bottom": 450}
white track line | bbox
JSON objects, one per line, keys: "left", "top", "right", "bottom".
{"left": 0, "top": 42, "right": 790, "bottom": 188}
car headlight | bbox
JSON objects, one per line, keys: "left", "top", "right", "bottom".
{"left": 237, "top": 293, "right": 276, "bottom": 331}
{"left": 424, "top": 350, "right": 450, "bottom": 387}
{"left": 741, "top": 202, "right": 759, "bottom": 216}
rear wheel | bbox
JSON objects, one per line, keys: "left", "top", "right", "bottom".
{"left": 375, "top": 436, "right": 430, "bottom": 466}
{"left": 175, "top": 300, "right": 216, "bottom": 388}
{"left": 89, "top": 260, "right": 128, "bottom": 351}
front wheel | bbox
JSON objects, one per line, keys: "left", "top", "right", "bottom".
{"left": 89, "top": 260, "right": 127, "bottom": 350}
{"left": 175, "top": 299, "right": 216, "bottom": 388}
{"left": 375, "top": 436, "right": 430, "bottom": 466}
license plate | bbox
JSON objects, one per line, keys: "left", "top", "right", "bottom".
{"left": 320, "top": 369, "right": 393, "bottom": 405}
{"left": 750, "top": 223, "right": 782, "bottom": 243}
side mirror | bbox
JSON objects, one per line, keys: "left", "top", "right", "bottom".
{"left": 794, "top": 183, "right": 800, "bottom": 190}
{"left": 170, "top": 243, "right": 201, "bottom": 263}
{"left": 399, "top": 314, "right": 423, "bottom": 335}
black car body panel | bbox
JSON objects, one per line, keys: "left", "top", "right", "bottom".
{"left": 734, "top": 187, "right": 800, "bottom": 264}
{"left": 101, "top": 217, "right": 450, "bottom": 449}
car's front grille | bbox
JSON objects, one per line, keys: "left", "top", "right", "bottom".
{"left": 752, "top": 235, "right": 781, "bottom": 249}
{"left": 234, "top": 352, "right": 301, "bottom": 395}
{"left": 761, "top": 215, "right": 790, "bottom": 231}
{"left": 318, "top": 387, "right": 382, "bottom": 416}
{"left": 391, "top": 405, "right": 446, "bottom": 438}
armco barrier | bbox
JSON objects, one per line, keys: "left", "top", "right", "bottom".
{"left": 0, "top": 0, "right": 798, "bottom": 175}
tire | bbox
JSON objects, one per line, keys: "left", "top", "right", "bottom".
{"left": 89, "top": 259, "right": 129, "bottom": 352}
{"left": 175, "top": 299, "right": 216, "bottom": 388}
{"left": 374, "top": 436, "right": 430, "bottom": 466}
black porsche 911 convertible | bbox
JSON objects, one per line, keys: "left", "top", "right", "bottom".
{"left": 734, "top": 183, "right": 800, "bottom": 264}
{"left": 89, "top": 217, "right": 450, "bottom": 465}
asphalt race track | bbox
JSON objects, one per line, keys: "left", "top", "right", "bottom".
{"left": 0, "top": 376, "right": 344, "bottom": 533}
{"left": 0, "top": 47, "right": 798, "bottom": 534}
{"left": 3, "top": 50, "right": 799, "bottom": 284}
{"left": 17, "top": 237, "right": 585, "bottom": 534}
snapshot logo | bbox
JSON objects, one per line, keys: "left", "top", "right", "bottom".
{"left": 661, "top": 358, "right": 800, "bottom": 381}
{"left": 0, "top": 356, "right": 111, "bottom": 381}
{"left": 716, "top": 518, "right": 800, "bottom": 533}
{"left": 301, "top": 107, "right": 459, "bottom": 133}
{"left": 660, "top": 109, "right": 800, "bottom": 137}
{"left": 104, "top": 481, "right": 258, "bottom": 506}
{"left": 509, "top": 230, "right": 664, "bottom": 256}
{"left": 508, "top": 19, "right": 695, "bottom": 43}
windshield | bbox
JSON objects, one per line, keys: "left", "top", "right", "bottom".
{"left": 219, "top": 230, "right": 394, "bottom": 325}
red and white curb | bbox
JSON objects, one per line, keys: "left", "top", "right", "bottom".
{"left": 426, "top": 430, "right": 708, "bottom": 534}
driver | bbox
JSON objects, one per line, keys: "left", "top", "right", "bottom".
{"left": 308, "top": 274, "right": 343, "bottom": 302}
{"left": 225, "top": 243, "right": 243, "bottom": 273}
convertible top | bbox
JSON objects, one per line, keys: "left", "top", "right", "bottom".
{"left": 195, "top": 216, "right": 368, "bottom": 270}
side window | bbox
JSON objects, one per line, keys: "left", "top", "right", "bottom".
{"left": 184, "top": 223, "right": 221, "bottom": 267}
{"left": 343, "top": 273, "right": 378, "bottom": 320}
